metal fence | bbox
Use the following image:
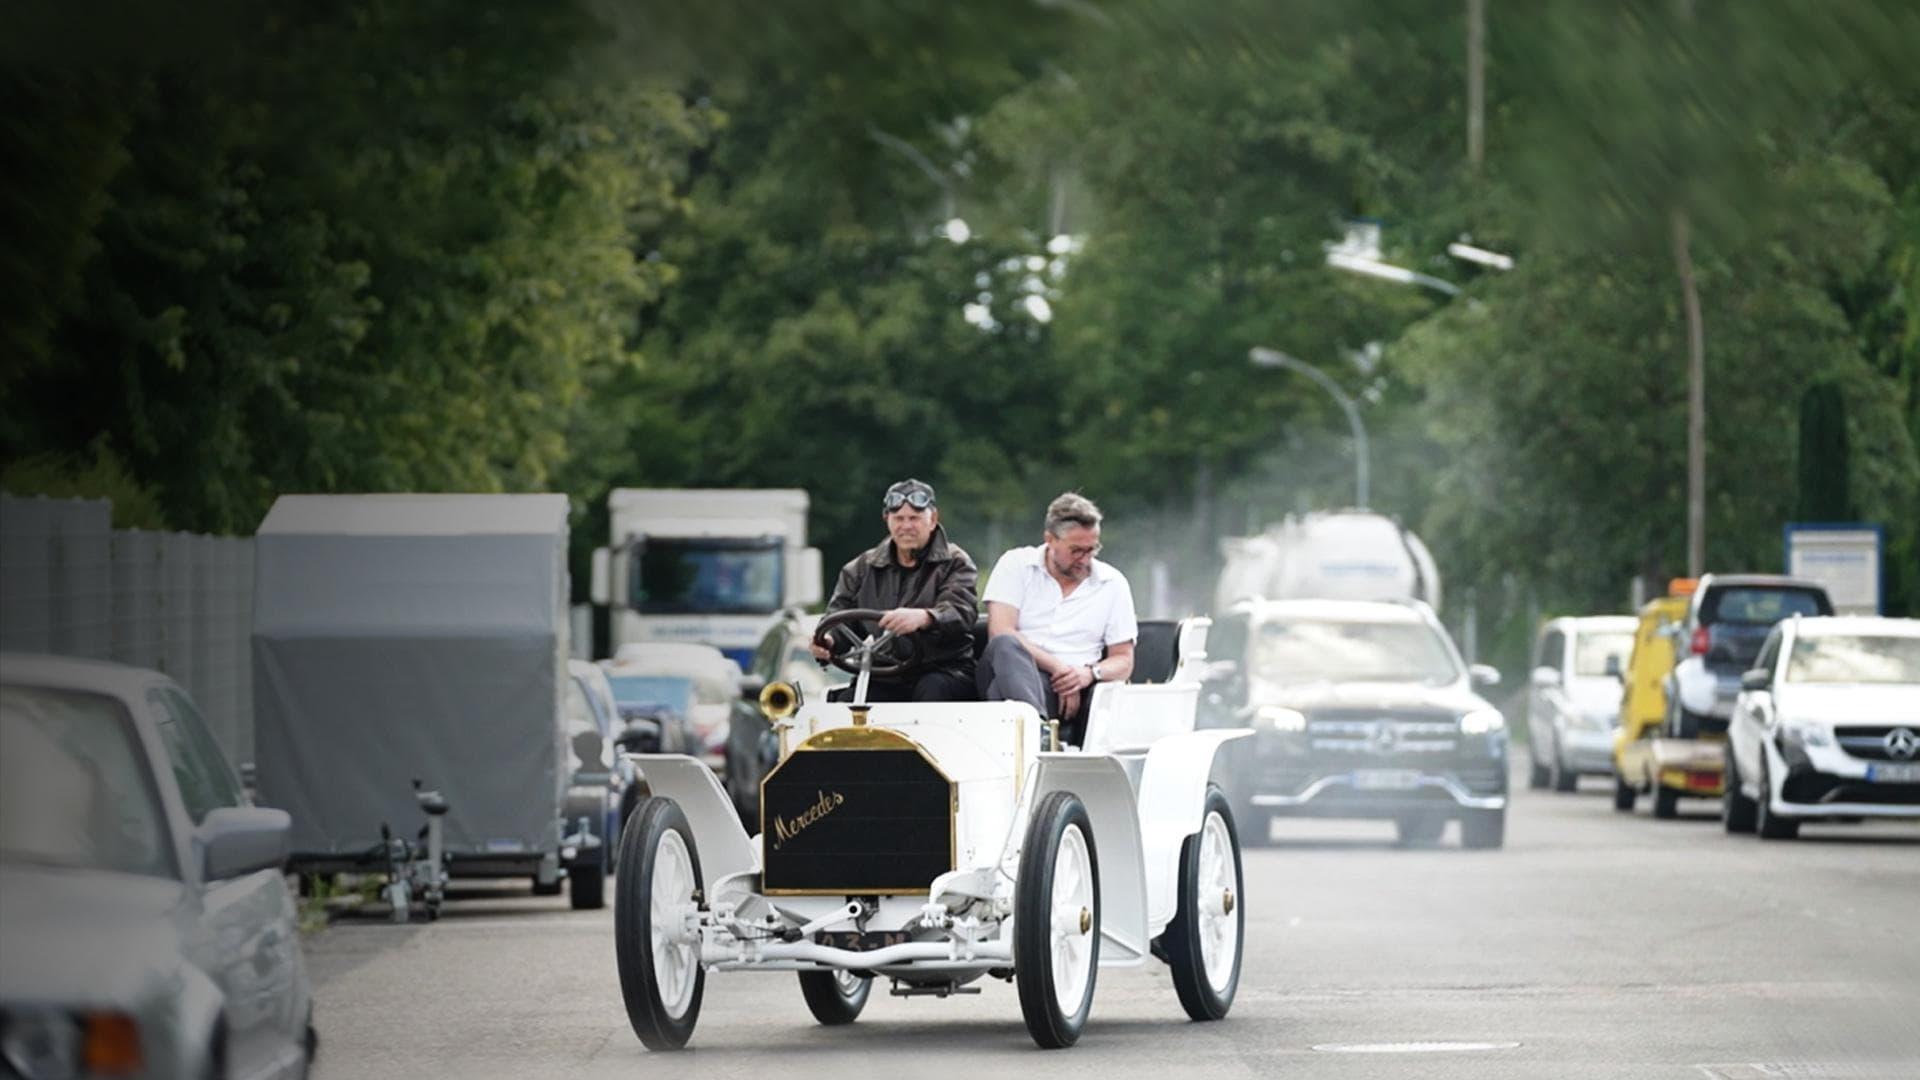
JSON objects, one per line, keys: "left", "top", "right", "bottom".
{"left": 1, "top": 493, "right": 256, "bottom": 767}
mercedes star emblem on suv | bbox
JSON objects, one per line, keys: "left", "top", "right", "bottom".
{"left": 1885, "top": 727, "right": 1920, "bottom": 760}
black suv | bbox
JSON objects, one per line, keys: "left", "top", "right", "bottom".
{"left": 1202, "top": 598, "right": 1509, "bottom": 849}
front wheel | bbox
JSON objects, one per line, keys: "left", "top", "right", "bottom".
{"left": 569, "top": 837, "right": 606, "bottom": 911}
{"left": 1163, "top": 787, "right": 1243, "bottom": 1021}
{"left": 1015, "top": 791, "right": 1100, "bottom": 1049}
{"left": 1613, "top": 774, "right": 1637, "bottom": 812}
{"left": 615, "top": 798, "right": 705, "bottom": 1050}
{"left": 798, "top": 969, "right": 872, "bottom": 1025}
{"left": 1755, "top": 754, "right": 1800, "bottom": 840}
{"left": 1550, "top": 738, "right": 1578, "bottom": 793}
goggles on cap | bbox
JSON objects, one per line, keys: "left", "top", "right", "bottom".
{"left": 883, "top": 486, "right": 935, "bottom": 511}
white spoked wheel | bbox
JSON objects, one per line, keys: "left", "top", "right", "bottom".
{"left": 1016, "top": 791, "right": 1100, "bottom": 1049}
{"left": 798, "top": 967, "right": 873, "bottom": 1025}
{"left": 1163, "top": 786, "right": 1244, "bottom": 1021}
{"left": 615, "top": 798, "right": 705, "bottom": 1050}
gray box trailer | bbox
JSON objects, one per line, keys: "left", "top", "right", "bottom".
{"left": 251, "top": 494, "right": 593, "bottom": 904}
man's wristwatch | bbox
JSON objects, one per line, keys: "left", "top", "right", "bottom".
{"left": 1087, "top": 662, "right": 1103, "bottom": 683}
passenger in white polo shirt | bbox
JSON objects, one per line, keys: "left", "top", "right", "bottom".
{"left": 977, "top": 492, "right": 1138, "bottom": 742}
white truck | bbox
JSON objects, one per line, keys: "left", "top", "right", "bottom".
{"left": 1215, "top": 509, "right": 1441, "bottom": 612}
{"left": 591, "top": 489, "right": 823, "bottom": 669}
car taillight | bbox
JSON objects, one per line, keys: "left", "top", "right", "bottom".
{"left": 1690, "top": 626, "right": 1711, "bottom": 656}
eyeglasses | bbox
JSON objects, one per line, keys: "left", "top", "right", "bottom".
{"left": 883, "top": 490, "right": 935, "bottom": 511}
{"left": 1057, "top": 541, "right": 1102, "bottom": 559}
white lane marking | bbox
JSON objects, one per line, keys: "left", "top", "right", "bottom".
{"left": 1312, "top": 1041, "right": 1521, "bottom": 1053}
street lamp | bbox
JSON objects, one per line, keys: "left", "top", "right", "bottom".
{"left": 1249, "top": 347, "right": 1370, "bottom": 510}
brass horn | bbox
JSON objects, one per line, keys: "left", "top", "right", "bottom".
{"left": 759, "top": 680, "right": 802, "bottom": 721}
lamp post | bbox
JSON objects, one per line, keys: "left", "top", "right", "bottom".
{"left": 1250, "top": 347, "right": 1370, "bottom": 510}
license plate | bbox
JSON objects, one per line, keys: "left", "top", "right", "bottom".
{"left": 814, "top": 930, "right": 910, "bottom": 952}
{"left": 1352, "top": 769, "right": 1423, "bottom": 790}
{"left": 1867, "top": 763, "right": 1920, "bottom": 783}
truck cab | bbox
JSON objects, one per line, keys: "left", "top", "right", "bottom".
{"left": 592, "top": 489, "right": 823, "bottom": 668}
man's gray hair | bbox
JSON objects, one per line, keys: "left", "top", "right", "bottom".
{"left": 1044, "top": 492, "right": 1103, "bottom": 537}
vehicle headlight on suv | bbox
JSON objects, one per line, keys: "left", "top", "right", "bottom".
{"left": 1251, "top": 705, "right": 1307, "bottom": 732}
{"left": 1781, "top": 720, "right": 1832, "bottom": 748}
{"left": 1459, "top": 708, "right": 1505, "bottom": 735}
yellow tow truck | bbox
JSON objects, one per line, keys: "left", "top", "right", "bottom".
{"left": 1612, "top": 580, "right": 1726, "bottom": 818}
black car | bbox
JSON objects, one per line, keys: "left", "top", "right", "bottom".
{"left": 1201, "top": 598, "right": 1509, "bottom": 849}
{"left": 723, "top": 609, "right": 848, "bottom": 825}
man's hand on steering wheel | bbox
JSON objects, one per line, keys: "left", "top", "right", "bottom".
{"left": 876, "top": 607, "right": 934, "bottom": 635}
{"left": 812, "top": 608, "right": 922, "bottom": 677}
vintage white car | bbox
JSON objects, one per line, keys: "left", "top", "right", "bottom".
{"left": 613, "top": 609, "right": 1250, "bottom": 1050}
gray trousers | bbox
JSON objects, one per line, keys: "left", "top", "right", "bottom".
{"left": 976, "top": 635, "right": 1092, "bottom": 736}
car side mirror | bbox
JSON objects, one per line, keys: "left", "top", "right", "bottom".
{"left": 1604, "top": 655, "right": 1623, "bottom": 679}
{"left": 617, "top": 717, "right": 662, "bottom": 754}
{"left": 1529, "top": 666, "right": 1561, "bottom": 689}
{"left": 1740, "top": 669, "right": 1771, "bottom": 692}
{"left": 199, "top": 807, "right": 291, "bottom": 880}
{"left": 1470, "top": 664, "right": 1502, "bottom": 689}
{"left": 738, "top": 674, "right": 767, "bottom": 700}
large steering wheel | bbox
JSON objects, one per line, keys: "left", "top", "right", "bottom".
{"left": 813, "top": 608, "right": 921, "bottom": 678}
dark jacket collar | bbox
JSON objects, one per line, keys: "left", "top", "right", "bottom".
{"left": 862, "top": 523, "right": 953, "bottom": 569}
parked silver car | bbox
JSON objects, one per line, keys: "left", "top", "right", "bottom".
{"left": 0, "top": 654, "right": 315, "bottom": 1080}
{"left": 1525, "top": 615, "right": 1636, "bottom": 791}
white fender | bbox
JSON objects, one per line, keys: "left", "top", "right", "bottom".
{"left": 629, "top": 754, "right": 758, "bottom": 887}
{"left": 1028, "top": 753, "right": 1150, "bottom": 967}
{"left": 1135, "top": 729, "right": 1251, "bottom": 935}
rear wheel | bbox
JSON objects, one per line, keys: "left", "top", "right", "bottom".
{"left": 1755, "top": 754, "right": 1800, "bottom": 840}
{"left": 1527, "top": 755, "right": 1550, "bottom": 790}
{"left": 1652, "top": 783, "right": 1680, "bottom": 819}
{"left": 798, "top": 969, "right": 872, "bottom": 1025}
{"left": 1461, "top": 809, "right": 1505, "bottom": 850}
{"left": 615, "top": 798, "right": 705, "bottom": 1050}
{"left": 1015, "top": 791, "right": 1099, "bottom": 1049}
{"left": 1722, "top": 748, "right": 1757, "bottom": 834}
{"left": 1163, "top": 788, "right": 1243, "bottom": 1021}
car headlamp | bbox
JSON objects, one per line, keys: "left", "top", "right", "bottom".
{"left": 1251, "top": 705, "right": 1307, "bottom": 733}
{"left": 1, "top": 1009, "right": 80, "bottom": 1080}
{"left": 1782, "top": 721, "right": 1832, "bottom": 748}
{"left": 1459, "top": 708, "right": 1505, "bottom": 735}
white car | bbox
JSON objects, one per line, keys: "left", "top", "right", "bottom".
{"left": 615, "top": 610, "right": 1249, "bottom": 1050}
{"left": 1526, "top": 615, "right": 1636, "bottom": 792}
{"left": 1723, "top": 615, "right": 1920, "bottom": 839}
{"left": 1, "top": 653, "right": 315, "bottom": 1079}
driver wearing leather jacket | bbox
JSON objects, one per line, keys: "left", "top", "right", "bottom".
{"left": 809, "top": 478, "right": 979, "bottom": 702}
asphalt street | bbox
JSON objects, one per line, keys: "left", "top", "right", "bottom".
{"left": 305, "top": 769, "right": 1920, "bottom": 1080}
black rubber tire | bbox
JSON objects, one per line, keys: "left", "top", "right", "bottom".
{"left": 1652, "top": 783, "right": 1680, "bottom": 819}
{"left": 798, "top": 971, "right": 873, "bottom": 1025}
{"left": 1550, "top": 738, "right": 1578, "bottom": 793}
{"left": 1722, "top": 747, "right": 1758, "bottom": 834}
{"left": 1015, "top": 791, "right": 1100, "bottom": 1049}
{"left": 1461, "top": 809, "right": 1505, "bottom": 850}
{"left": 531, "top": 875, "right": 563, "bottom": 897}
{"left": 1394, "top": 814, "right": 1445, "bottom": 847}
{"left": 1755, "top": 754, "right": 1800, "bottom": 840}
{"left": 1527, "top": 755, "right": 1550, "bottom": 790}
{"left": 569, "top": 839, "right": 606, "bottom": 911}
{"left": 615, "top": 798, "right": 705, "bottom": 1050}
{"left": 1613, "top": 774, "right": 1637, "bottom": 812}
{"left": 1163, "top": 786, "right": 1243, "bottom": 1021}
{"left": 1667, "top": 696, "right": 1703, "bottom": 739}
